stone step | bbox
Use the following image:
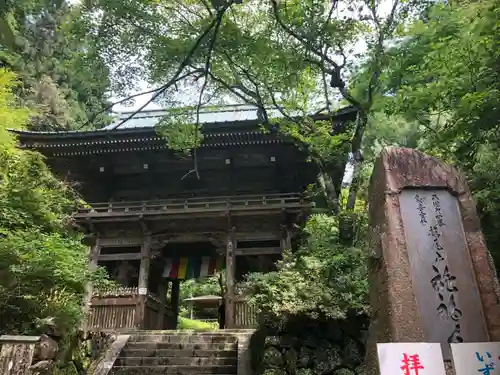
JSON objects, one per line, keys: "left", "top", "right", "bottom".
{"left": 115, "top": 356, "right": 237, "bottom": 367}
{"left": 130, "top": 334, "right": 238, "bottom": 344}
{"left": 120, "top": 348, "right": 237, "bottom": 358}
{"left": 125, "top": 330, "right": 252, "bottom": 334}
{"left": 127, "top": 329, "right": 238, "bottom": 336}
{"left": 110, "top": 365, "right": 237, "bottom": 375}
{"left": 125, "top": 342, "right": 238, "bottom": 351}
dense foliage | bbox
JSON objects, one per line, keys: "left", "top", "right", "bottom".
{"left": 0, "top": 0, "right": 114, "bottom": 342}
{"left": 1, "top": 2, "right": 500, "bottom": 374}
{"left": 0, "top": 0, "right": 112, "bottom": 131}
{"left": 0, "top": 69, "right": 109, "bottom": 337}
{"left": 81, "top": 0, "right": 426, "bottom": 212}
{"left": 244, "top": 212, "right": 369, "bottom": 324}
{"left": 363, "top": 0, "right": 500, "bottom": 267}
{"left": 179, "top": 274, "right": 222, "bottom": 318}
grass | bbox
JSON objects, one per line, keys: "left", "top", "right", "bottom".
{"left": 177, "top": 317, "right": 219, "bottom": 331}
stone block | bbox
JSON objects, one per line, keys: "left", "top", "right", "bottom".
{"left": 33, "top": 334, "right": 58, "bottom": 361}
{"left": 365, "top": 147, "right": 500, "bottom": 374}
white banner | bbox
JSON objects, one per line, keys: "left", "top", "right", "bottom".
{"left": 451, "top": 342, "right": 500, "bottom": 375}
{"left": 377, "top": 343, "right": 446, "bottom": 375}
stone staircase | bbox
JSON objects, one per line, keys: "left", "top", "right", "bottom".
{"left": 109, "top": 332, "right": 240, "bottom": 375}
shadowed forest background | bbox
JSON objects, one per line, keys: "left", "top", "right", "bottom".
{"left": 1, "top": 0, "right": 500, "bottom": 374}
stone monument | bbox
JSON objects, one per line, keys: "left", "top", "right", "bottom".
{"left": 365, "top": 147, "right": 500, "bottom": 373}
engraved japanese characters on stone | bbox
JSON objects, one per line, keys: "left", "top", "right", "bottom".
{"left": 414, "top": 193, "right": 463, "bottom": 343}
{"left": 432, "top": 193, "right": 445, "bottom": 228}
{"left": 414, "top": 194, "right": 428, "bottom": 225}
{"left": 400, "top": 188, "right": 488, "bottom": 359}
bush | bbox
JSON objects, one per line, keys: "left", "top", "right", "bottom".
{"left": 0, "top": 68, "right": 110, "bottom": 336}
{"left": 243, "top": 213, "right": 369, "bottom": 326}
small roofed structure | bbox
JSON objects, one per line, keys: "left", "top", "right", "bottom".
{"left": 184, "top": 295, "right": 223, "bottom": 304}
{"left": 184, "top": 295, "right": 222, "bottom": 321}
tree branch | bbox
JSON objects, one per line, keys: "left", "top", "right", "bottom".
{"left": 173, "top": 0, "right": 205, "bottom": 21}
{"left": 268, "top": 1, "right": 362, "bottom": 112}
{"left": 321, "top": 0, "right": 338, "bottom": 32}
{"left": 346, "top": 0, "right": 401, "bottom": 211}
{"left": 202, "top": 49, "right": 270, "bottom": 123}
{"left": 207, "top": 71, "right": 259, "bottom": 105}
{"left": 259, "top": 84, "right": 341, "bottom": 214}
{"left": 108, "top": 13, "right": 222, "bottom": 131}
{"left": 335, "top": 42, "right": 347, "bottom": 69}
{"left": 182, "top": 5, "right": 228, "bottom": 180}
{"left": 366, "top": 0, "right": 400, "bottom": 106}
{"left": 199, "top": 0, "right": 213, "bottom": 16}
{"left": 270, "top": 0, "right": 338, "bottom": 69}
{"left": 221, "top": 50, "right": 269, "bottom": 123}
{"left": 102, "top": 69, "right": 203, "bottom": 130}
{"left": 165, "top": 2, "right": 199, "bottom": 30}
{"left": 76, "top": 85, "right": 181, "bottom": 131}
{"left": 321, "top": 46, "right": 332, "bottom": 113}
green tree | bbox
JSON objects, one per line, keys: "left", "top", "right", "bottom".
{"left": 0, "top": 0, "right": 112, "bottom": 131}
{"left": 83, "top": 0, "right": 426, "bottom": 212}
{"left": 180, "top": 275, "right": 222, "bottom": 302}
{"left": 373, "top": 0, "right": 500, "bottom": 267}
{"left": 0, "top": 69, "right": 109, "bottom": 336}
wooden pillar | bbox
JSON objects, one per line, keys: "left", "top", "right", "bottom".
{"left": 82, "top": 236, "right": 100, "bottom": 332}
{"left": 171, "top": 280, "right": 180, "bottom": 328}
{"left": 225, "top": 227, "right": 236, "bottom": 329}
{"left": 156, "top": 279, "right": 169, "bottom": 329}
{"left": 135, "top": 234, "right": 151, "bottom": 329}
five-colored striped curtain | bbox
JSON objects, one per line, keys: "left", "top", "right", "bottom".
{"left": 162, "top": 256, "right": 223, "bottom": 280}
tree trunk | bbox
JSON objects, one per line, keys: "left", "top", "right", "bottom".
{"left": 345, "top": 157, "right": 361, "bottom": 212}
{"left": 314, "top": 158, "right": 340, "bottom": 215}
{"left": 346, "top": 112, "right": 368, "bottom": 212}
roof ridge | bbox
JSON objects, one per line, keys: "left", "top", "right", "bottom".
{"left": 112, "top": 103, "right": 262, "bottom": 117}
{"left": 9, "top": 105, "right": 357, "bottom": 136}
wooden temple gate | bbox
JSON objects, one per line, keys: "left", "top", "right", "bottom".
{"left": 12, "top": 105, "right": 355, "bottom": 332}
{"left": 81, "top": 193, "right": 299, "bottom": 331}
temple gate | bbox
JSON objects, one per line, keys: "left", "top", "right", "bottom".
{"left": 12, "top": 104, "right": 356, "bottom": 331}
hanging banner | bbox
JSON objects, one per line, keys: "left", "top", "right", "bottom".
{"left": 451, "top": 342, "right": 500, "bottom": 375}
{"left": 162, "top": 256, "right": 223, "bottom": 280}
{"left": 377, "top": 343, "right": 446, "bottom": 375}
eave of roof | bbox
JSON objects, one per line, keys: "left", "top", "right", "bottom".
{"left": 38, "top": 132, "right": 287, "bottom": 157}
{"left": 183, "top": 295, "right": 222, "bottom": 302}
{"left": 9, "top": 104, "right": 358, "bottom": 141}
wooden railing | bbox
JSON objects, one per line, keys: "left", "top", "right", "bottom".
{"left": 76, "top": 193, "right": 310, "bottom": 218}
{"left": 87, "top": 287, "right": 174, "bottom": 331}
{"left": 233, "top": 298, "right": 258, "bottom": 328}
{"left": 88, "top": 293, "right": 138, "bottom": 331}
